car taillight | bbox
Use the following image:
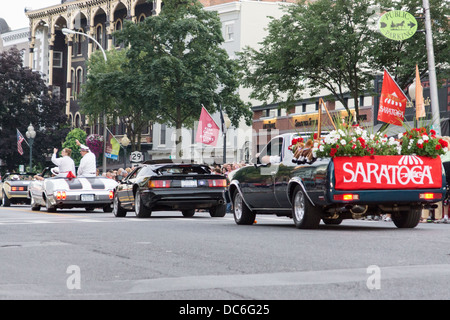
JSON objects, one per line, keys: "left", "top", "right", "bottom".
{"left": 207, "top": 179, "right": 227, "bottom": 187}
{"left": 149, "top": 180, "right": 171, "bottom": 188}
{"left": 419, "top": 193, "right": 442, "bottom": 200}
{"left": 56, "top": 191, "right": 67, "bottom": 200}
{"left": 109, "top": 191, "right": 114, "bottom": 199}
{"left": 11, "top": 187, "right": 25, "bottom": 191}
{"left": 333, "top": 194, "right": 359, "bottom": 201}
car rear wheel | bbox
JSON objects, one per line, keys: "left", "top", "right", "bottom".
{"left": 134, "top": 190, "right": 151, "bottom": 218}
{"left": 113, "top": 193, "right": 127, "bottom": 217}
{"left": 209, "top": 204, "right": 226, "bottom": 217}
{"left": 45, "top": 196, "right": 56, "bottom": 213}
{"left": 392, "top": 206, "right": 421, "bottom": 228}
{"left": 233, "top": 191, "right": 255, "bottom": 225}
{"left": 30, "top": 196, "right": 40, "bottom": 211}
{"left": 2, "top": 191, "right": 10, "bottom": 207}
{"left": 182, "top": 209, "right": 195, "bottom": 217}
{"left": 292, "top": 185, "right": 321, "bottom": 229}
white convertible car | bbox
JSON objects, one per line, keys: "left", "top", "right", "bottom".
{"left": 29, "top": 168, "right": 118, "bottom": 212}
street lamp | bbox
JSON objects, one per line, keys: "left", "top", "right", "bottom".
{"left": 222, "top": 113, "right": 231, "bottom": 164}
{"left": 25, "top": 124, "right": 36, "bottom": 172}
{"left": 408, "top": 80, "right": 416, "bottom": 103}
{"left": 61, "top": 28, "right": 108, "bottom": 174}
{"left": 121, "top": 135, "right": 130, "bottom": 168}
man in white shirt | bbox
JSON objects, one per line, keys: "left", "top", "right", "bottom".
{"left": 76, "top": 140, "right": 97, "bottom": 177}
{"left": 51, "top": 148, "right": 76, "bottom": 177}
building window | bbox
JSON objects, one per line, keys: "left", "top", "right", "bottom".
{"left": 160, "top": 124, "right": 166, "bottom": 145}
{"left": 76, "top": 68, "right": 83, "bottom": 95}
{"left": 53, "top": 51, "right": 63, "bottom": 68}
{"left": 95, "top": 24, "right": 103, "bottom": 51}
{"left": 225, "top": 22, "right": 234, "bottom": 41}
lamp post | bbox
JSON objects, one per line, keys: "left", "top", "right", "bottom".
{"left": 422, "top": 0, "right": 441, "bottom": 135}
{"left": 121, "top": 135, "right": 130, "bottom": 168}
{"left": 25, "top": 124, "right": 36, "bottom": 172}
{"left": 61, "top": 28, "right": 108, "bottom": 174}
{"left": 222, "top": 113, "right": 231, "bottom": 164}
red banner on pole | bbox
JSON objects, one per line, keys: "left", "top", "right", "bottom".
{"left": 334, "top": 156, "right": 442, "bottom": 190}
{"left": 195, "top": 106, "right": 220, "bottom": 146}
{"left": 377, "top": 70, "right": 408, "bottom": 126}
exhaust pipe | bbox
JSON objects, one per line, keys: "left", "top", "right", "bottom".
{"left": 350, "top": 205, "right": 368, "bottom": 219}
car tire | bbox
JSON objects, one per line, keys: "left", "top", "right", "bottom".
{"left": 30, "top": 196, "right": 40, "bottom": 211}
{"left": 134, "top": 190, "right": 151, "bottom": 218}
{"left": 113, "top": 193, "right": 127, "bottom": 217}
{"left": 209, "top": 204, "right": 226, "bottom": 217}
{"left": 182, "top": 209, "right": 195, "bottom": 217}
{"left": 45, "top": 196, "right": 56, "bottom": 213}
{"left": 2, "top": 191, "right": 10, "bottom": 207}
{"left": 392, "top": 206, "right": 421, "bottom": 228}
{"left": 233, "top": 190, "right": 255, "bottom": 225}
{"left": 291, "top": 185, "right": 321, "bottom": 229}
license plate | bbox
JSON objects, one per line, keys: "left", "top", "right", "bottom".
{"left": 81, "top": 194, "right": 95, "bottom": 201}
{"left": 181, "top": 180, "right": 197, "bottom": 187}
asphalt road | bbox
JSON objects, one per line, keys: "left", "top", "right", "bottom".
{"left": 0, "top": 205, "right": 449, "bottom": 302}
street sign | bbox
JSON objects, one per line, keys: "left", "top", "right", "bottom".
{"left": 378, "top": 10, "right": 417, "bottom": 41}
{"left": 130, "top": 151, "right": 144, "bottom": 163}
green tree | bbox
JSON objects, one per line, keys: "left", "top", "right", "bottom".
{"left": 0, "top": 47, "right": 69, "bottom": 172}
{"left": 62, "top": 128, "right": 87, "bottom": 166}
{"left": 238, "top": 0, "right": 449, "bottom": 120}
{"left": 371, "top": 0, "right": 450, "bottom": 89}
{"left": 79, "top": 49, "right": 153, "bottom": 151}
{"left": 239, "top": 0, "right": 376, "bottom": 119}
{"left": 115, "top": 0, "right": 252, "bottom": 158}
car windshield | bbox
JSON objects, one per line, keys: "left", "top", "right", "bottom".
{"left": 6, "top": 174, "right": 34, "bottom": 181}
{"left": 155, "top": 165, "right": 210, "bottom": 175}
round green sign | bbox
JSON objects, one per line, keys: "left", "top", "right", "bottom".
{"left": 378, "top": 10, "right": 418, "bottom": 41}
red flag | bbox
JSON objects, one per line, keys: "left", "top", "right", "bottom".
{"left": 377, "top": 70, "right": 408, "bottom": 126}
{"left": 195, "top": 106, "right": 220, "bottom": 146}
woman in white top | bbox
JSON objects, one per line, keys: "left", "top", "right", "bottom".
{"left": 51, "top": 148, "right": 76, "bottom": 178}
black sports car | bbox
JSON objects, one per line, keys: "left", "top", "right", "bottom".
{"left": 113, "top": 161, "right": 227, "bottom": 218}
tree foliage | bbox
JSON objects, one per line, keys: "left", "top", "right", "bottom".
{"left": 79, "top": 49, "right": 153, "bottom": 151}
{"left": 239, "top": 0, "right": 449, "bottom": 119}
{"left": 0, "top": 48, "right": 69, "bottom": 172}
{"left": 114, "top": 0, "right": 252, "bottom": 158}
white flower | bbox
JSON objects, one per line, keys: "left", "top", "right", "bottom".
{"left": 398, "top": 133, "right": 403, "bottom": 139}
{"left": 417, "top": 139, "right": 424, "bottom": 145}
{"left": 422, "top": 135, "right": 429, "bottom": 141}
{"left": 340, "top": 139, "right": 346, "bottom": 145}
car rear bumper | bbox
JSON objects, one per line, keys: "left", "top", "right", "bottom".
{"left": 141, "top": 189, "right": 226, "bottom": 210}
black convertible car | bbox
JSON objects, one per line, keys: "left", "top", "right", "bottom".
{"left": 113, "top": 161, "right": 227, "bottom": 218}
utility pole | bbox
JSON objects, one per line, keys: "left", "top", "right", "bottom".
{"left": 422, "top": 0, "right": 441, "bottom": 135}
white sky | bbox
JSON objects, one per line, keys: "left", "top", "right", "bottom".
{"left": 1, "top": 0, "right": 60, "bottom": 30}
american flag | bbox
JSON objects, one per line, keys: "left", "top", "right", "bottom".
{"left": 17, "top": 129, "right": 25, "bottom": 155}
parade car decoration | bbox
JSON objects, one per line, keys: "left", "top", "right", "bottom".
{"left": 0, "top": 173, "right": 35, "bottom": 206}
{"left": 228, "top": 131, "right": 446, "bottom": 229}
{"left": 29, "top": 168, "right": 118, "bottom": 212}
{"left": 113, "top": 161, "right": 227, "bottom": 218}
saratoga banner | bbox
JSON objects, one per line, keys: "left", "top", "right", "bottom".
{"left": 334, "top": 155, "right": 442, "bottom": 190}
{"left": 195, "top": 106, "right": 220, "bottom": 146}
{"left": 377, "top": 69, "right": 408, "bottom": 126}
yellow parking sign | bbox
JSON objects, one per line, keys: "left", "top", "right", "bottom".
{"left": 378, "top": 10, "right": 418, "bottom": 41}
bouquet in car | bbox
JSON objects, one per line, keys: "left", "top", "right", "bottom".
{"left": 311, "top": 125, "right": 448, "bottom": 159}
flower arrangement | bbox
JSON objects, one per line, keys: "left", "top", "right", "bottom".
{"left": 398, "top": 127, "right": 448, "bottom": 158}
{"left": 86, "top": 134, "right": 104, "bottom": 158}
{"left": 303, "top": 125, "right": 448, "bottom": 160}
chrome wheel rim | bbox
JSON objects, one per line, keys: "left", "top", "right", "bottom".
{"left": 294, "top": 191, "right": 305, "bottom": 222}
{"left": 234, "top": 193, "right": 243, "bottom": 220}
{"left": 113, "top": 195, "right": 119, "bottom": 214}
{"left": 135, "top": 192, "right": 140, "bottom": 215}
